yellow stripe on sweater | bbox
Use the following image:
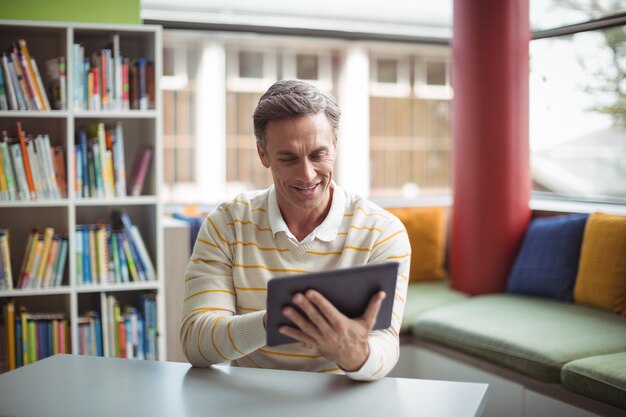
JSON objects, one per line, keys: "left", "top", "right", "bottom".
{"left": 197, "top": 318, "right": 213, "bottom": 364}
{"left": 185, "top": 289, "right": 236, "bottom": 302}
{"left": 373, "top": 230, "right": 407, "bottom": 248}
{"left": 209, "top": 217, "right": 287, "bottom": 252}
{"left": 221, "top": 200, "right": 267, "bottom": 212}
{"left": 198, "top": 238, "right": 219, "bottom": 248}
{"left": 211, "top": 316, "right": 230, "bottom": 361}
{"left": 258, "top": 348, "right": 323, "bottom": 359}
{"left": 319, "top": 367, "right": 340, "bottom": 373}
{"left": 232, "top": 264, "right": 309, "bottom": 273}
{"left": 344, "top": 207, "right": 390, "bottom": 218}
{"left": 227, "top": 321, "right": 245, "bottom": 356}
{"left": 387, "top": 253, "right": 410, "bottom": 260}
{"left": 234, "top": 286, "right": 267, "bottom": 292}
{"left": 227, "top": 220, "right": 272, "bottom": 232}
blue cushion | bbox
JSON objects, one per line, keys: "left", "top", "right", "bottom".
{"left": 506, "top": 214, "right": 588, "bottom": 301}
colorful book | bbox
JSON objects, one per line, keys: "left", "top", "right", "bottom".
{"left": 0, "top": 229, "right": 12, "bottom": 290}
{"left": 129, "top": 146, "right": 152, "bottom": 196}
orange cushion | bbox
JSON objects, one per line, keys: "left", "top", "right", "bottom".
{"left": 574, "top": 212, "right": 626, "bottom": 315}
{"left": 386, "top": 207, "right": 447, "bottom": 282}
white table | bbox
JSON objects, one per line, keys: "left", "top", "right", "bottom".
{"left": 0, "top": 355, "right": 488, "bottom": 417}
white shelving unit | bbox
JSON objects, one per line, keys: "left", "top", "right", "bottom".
{"left": 0, "top": 20, "right": 165, "bottom": 366}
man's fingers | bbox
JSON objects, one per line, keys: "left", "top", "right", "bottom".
{"left": 294, "top": 292, "right": 333, "bottom": 334}
{"left": 362, "top": 291, "right": 386, "bottom": 329}
{"left": 283, "top": 305, "right": 322, "bottom": 340}
{"left": 278, "top": 325, "right": 316, "bottom": 346}
{"left": 304, "top": 290, "right": 344, "bottom": 327}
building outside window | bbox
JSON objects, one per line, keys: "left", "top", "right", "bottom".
{"left": 162, "top": 32, "right": 453, "bottom": 204}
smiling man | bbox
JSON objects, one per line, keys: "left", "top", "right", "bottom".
{"left": 181, "top": 80, "right": 410, "bottom": 380}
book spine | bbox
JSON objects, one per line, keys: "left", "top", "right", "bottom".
{"left": 88, "top": 226, "right": 97, "bottom": 284}
{"left": 53, "top": 236, "right": 68, "bottom": 287}
{"left": 5, "top": 300, "right": 16, "bottom": 370}
{"left": 9, "top": 143, "right": 28, "bottom": 200}
{"left": 117, "top": 232, "right": 129, "bottom": 283}
{"left": 42, "top": 236, "right": 59, "bottom": 288}
{"left": 16, "top": 123, "right": 36, "bottom": 199}
{"left": 18, "top": 39, "right": 48, "bottom": 110}
{"left": 0, "top": 230, "right": 13, "bottom": 290}
{"left": 0, "top": 139, "right": 16, "bottom": 200}
{"left": 130, "top": 147, "right": 153, "bottom": 196}
{"left": 26, "top": 139, "right": 42, "bottom": 199}
{"left": 122, "top": 58, "right": 130, "bottom": 110}
{"left": 53, "top": 147, "right": 66, "bottom": 198}
{"left": 1, "top": 54, "right": 18, "bottom": 110}
{"left": 42, "top": 135, "right": 59, "bottom": 199}
{"left": 36, "top": 227, "right": 54, "bottom": 284}
{"left": 112, "top": 123, "right": 127, "bottom": 197}
{"left": 0, "top": 145, "right": 7, "bottom": 200}
{"left": 76, "top": 226, "right": 84, "bottom": 285}
{"left": 6, "top": 56, "right": 27, "bottom": 110}
{"left": 83, "top": 225, "right": 91, "bottom": 284}
{"left": 0, "top": 62, "right": 8, "bottom": 110}
{"left": 30, "top": 58, "right": 51, "bottom": 111}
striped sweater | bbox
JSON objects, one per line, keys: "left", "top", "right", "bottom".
{"left": 181, "top": 187, "right": 411, "bottom": 381}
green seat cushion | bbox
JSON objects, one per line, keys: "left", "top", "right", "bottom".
{"left": 412, "top": 294, "right": 626, "bottom": 382}
{"left": 562, "top": 353, "right": 626, "bottom": 409}
{"left": 401, "top": 281, "right": 469, "bottom": 332}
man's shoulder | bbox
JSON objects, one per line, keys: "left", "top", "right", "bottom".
{"left": 217, "top": 189, "right": 269, "bottom": 213}
{"left": 343, "top": 191, "right": 402, "bottom": 227}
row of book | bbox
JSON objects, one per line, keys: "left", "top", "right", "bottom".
{"left": 1, "top": 300, "right": 69, "bottom": 371}
{"left": 72, "top": 35, "right": 155, "bottom": 111}
{"left": 0, "top": 39, "right": 51, "bottom": 111}
{"left": 75, "top": 123, "right": 153, "bottom": 198}
{"left": 0, "top": 227, "right": 69, "bottom": 291}
{"left": 76, "top": 210, "right": 156, "bottom": 285}
{"left": 79, "top": 293, "right": 158, "bottom": 360}
{"left": 76, "top": 122, "right": 126, "bottom": 199}
{"left": 0, "top": 120, "right": 153, "bottom": 201}
{"left": 0, "top": 122, "right": 67, "bottom": 201}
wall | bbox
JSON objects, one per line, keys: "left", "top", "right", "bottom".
{"left": 1, "top": 0, "right": 140, "bottom": 24}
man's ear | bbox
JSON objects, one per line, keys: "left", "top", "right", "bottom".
{"left": 257, "top": 143, "right": 270, "bottom": 168}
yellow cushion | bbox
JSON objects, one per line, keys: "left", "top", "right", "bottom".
{"left": 574, "top": 212, "right": 626, "bottom": 315}
{"left": 386, "top": 207, "right": 447, "bottom": 282}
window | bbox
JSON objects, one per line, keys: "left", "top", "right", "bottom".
{"left": 162, "top": 31, "right": 453, "bottom": 204}
{"left": 369, "top": 50, "right": 452, "bottom": 199}
{"left": 529, "top": 9, "right": 626, "bottom": 202}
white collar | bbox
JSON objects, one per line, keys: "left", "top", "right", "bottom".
{"left": 267, "top": 182, "right": 346, "bottom": 243}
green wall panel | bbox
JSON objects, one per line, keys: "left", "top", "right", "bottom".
{"left": 1, "top": 0, "right": 141, "bottom": 24}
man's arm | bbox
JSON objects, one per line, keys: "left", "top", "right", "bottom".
{"left": 180, "top": 210, "right": 267, "bottom": 367}
{"left": 279, "top": 217, "right": 411, "bottom": 380}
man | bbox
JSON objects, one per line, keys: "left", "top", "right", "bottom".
{"left": 181, "top": 80, "right": 410, "bottom": 381}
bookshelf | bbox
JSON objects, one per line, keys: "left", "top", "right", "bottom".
{"left": 0, "top": 20, "right": 164, "bottom": 370}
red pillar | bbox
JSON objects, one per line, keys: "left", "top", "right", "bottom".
{"left": 451, "top": 0, "right": 532, "bottom": 295}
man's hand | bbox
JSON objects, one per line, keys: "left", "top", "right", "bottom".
{"left": 278, "top": 290, "right": 386, "bottom": 372}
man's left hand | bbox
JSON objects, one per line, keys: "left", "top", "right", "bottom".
{"left": 279, "top": 290, "right": 385, "bottom": 372}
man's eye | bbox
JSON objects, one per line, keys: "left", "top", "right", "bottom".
{"left": 280, "top": 158, "right": 296, "bottom": 163}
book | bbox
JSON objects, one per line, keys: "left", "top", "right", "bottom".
{"left": 45, "top": 57, "right": 66, "bottom": 110}
{"left": 9, "top": 142, "right": 29, "bottom": 200}
{"left": 0, "top": 229, "right": 13, "bottom": 290}
{"left": 0, "top": 133, "right": 17, "bottom": 200}
{"left": 0, "top": 61, "right": 8, "bottom": 110}
{"left": 129, "top": 146, "right": 152, "bottom": 196}
{"left": 16, "top": 122, "right": 35, "bottom": 199}
{"left": 18, "top": 39, "right": 48, "bottom": 110}
{"left": 4, "top": 300, "right": 16, "bottom": 370}
{"left": 1, "top": 53, "right": 18, "bottom": 110}
{"left": 53, "top": 146, "right": 66, "bottom": 198}
{"left": 53, "top": 235, "right": 68, "bottom": 287}
{"left": 36, "top": 227, "right": 54, "bottom": 286}
{"left": 112, "top": 122, "right": 127, "bottom": 196}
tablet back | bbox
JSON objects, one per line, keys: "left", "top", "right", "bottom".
{"left": 266, "top": 262, "right": 399, "bottom": 346}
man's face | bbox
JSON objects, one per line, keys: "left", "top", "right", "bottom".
{"left": 258, "top": 112, "right": 336, "bottom": 214}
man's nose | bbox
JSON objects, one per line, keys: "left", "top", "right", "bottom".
{"left": 297, "top": 159, "right": 316, "bottom": 182}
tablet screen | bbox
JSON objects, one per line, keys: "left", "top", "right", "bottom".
{"left": 265, "top": 262, "right": 399, "bottom": 346}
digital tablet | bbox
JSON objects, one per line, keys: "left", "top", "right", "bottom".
{"left": 265, "top": 262, "right": 399, "bottom": 346}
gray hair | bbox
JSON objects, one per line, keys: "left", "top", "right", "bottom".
{"left": 253, "top": 80, "right": 341, "bottom": 148}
